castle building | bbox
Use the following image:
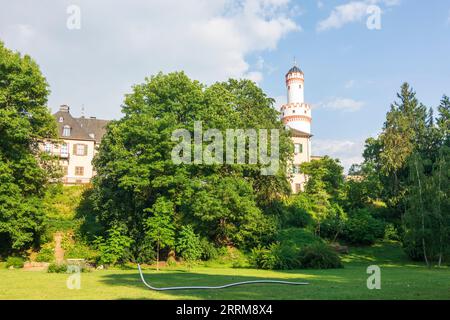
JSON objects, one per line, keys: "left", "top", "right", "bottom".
{"left": 41, "top": 105, "right": 109, "bottom": 184}
{"left": 280, "top": 64, "right": 313, "bottom": 193}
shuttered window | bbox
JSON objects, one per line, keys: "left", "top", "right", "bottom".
{"left": 73, "top": 144, "right": 88, "bottom": 156}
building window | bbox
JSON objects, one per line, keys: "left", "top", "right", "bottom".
{"left": 44, "top": 142, "right": 52, "bottom": 153}
{"left": 294, "top": 143, "right": 303, "bottom": 154}
{"left": 75, "top": 166, "right": 84, "bottom": 176}
{"left": 295, "top": 183, "right": 302, "bottom": 193}
{"left": 62, "top": 125, "right": 71, "bottom": 137}
{"left": 61, "top": 143, "right": 69, "bottom": 157}
{"left": 299, "top": 84, "right": 302, "bottom": 89}
{"left": 74, "top": 144, "right": 87, "bottom": 156}
{"left": 59, "top": 117, "right": 64, "bottom": 123}
{"left": 292, "top": 165, "right": 300, "bottom": 174}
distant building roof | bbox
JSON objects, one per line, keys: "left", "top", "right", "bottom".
{"left": 286, "top": 65, "right": 303, "bottom": 76}
{"left": 53, "top": 105, "right": 109, "bottom": 143}
{"left": 77, "top": 117, "right": 110, "bottom": 144}
{"left": 290, "top": 128, "right": 312, "bottom": 138}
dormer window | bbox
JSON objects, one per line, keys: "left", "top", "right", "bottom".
{"left": 62, "top": 125, "right": 71, "bottom": 137}
{"left": 59, "top": 117, "right": 64, "bottom": 123}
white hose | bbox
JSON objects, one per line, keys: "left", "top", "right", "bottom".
{"left": 137, "top": 264, "right": 309, "bottom": 291}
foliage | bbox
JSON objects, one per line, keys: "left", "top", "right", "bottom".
{"left": 275, "top": 228, "right": 323, "bottom": 249}
{"left": 199, "top": 238, "right": 220, "bottom": 261}
{"left": 144, "top": 197, "right": 175, "bottom": 267}
{"left": 176, "top": 225, "right": 202, "bottom": 263}
{"left": 0, "top": 42, "right": 57, "bottom": 254}
{"left": 342, "top": 208, "right": 385, "bottom": 245}
{"left": 281, "top": 195, "right": 313, "bottom": 228}
{"left": 93, "top": 226, "right": 133, "bottom": 266}
{"left": 36, "top": 245, "right": 54, "bottom": 262}
{"left": 298, "top": 243, "right": 343, "bottom": 269}
{"left": 5, "top": 256, "right": 24, "bottom": 269}
{"left": 47, "top": 263, "right": 68, "bottom": 273}
{"left": 355, "top": 84, "right": 449, "bottom": 265}
{"left": 249, "top": 242, "right": 299, "bottom": 270}
{"left": 89, "top": 72, "right": 292, "bottom": 258}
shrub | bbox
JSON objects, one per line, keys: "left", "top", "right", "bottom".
{"left": 342, "top": 208, "right": 385, "bottom": 245}
{"left": 384, "top": 223, "right": 400, "bottom": 241}
{"left": 250, "top": 242, "right": 299, "bottom": 270}
{"left": 176, "top": 225, "right": 202, "bottom": 263}
{"left": 64, "top": 242, "right": 98, "bottom": 262}
{"left": 36, "top": 246, "right": 54, "bottom": 262}
{"left": 298, "top": 243, "right": 343, "bottom": 269}
{"left": 6, "top": 257, "right": 25, "bottom": 269}
{"left": 47, "top": 263, "right": 68, "bottom": 273}
{"left": 166, "top": 255, "right": 177, "bottom": 267}
{"left": 93, "top": 225, "right": 134, "bottom": 266}
{"left": 276, "top": 228, "right": 323, "bottom": 249}
{"left": 319, "top": 204, "right": 347, "bottom": 240}
{"left": 283, "top": 195, "right": 313, "bottom": 228}
{"left": 199, "top": 238, "right": 219, "bottom": 261}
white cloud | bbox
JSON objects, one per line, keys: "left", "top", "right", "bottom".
{"left": 0, "top": 0, "right": 299, "bottom": 119}
{"left": 313, "top": 139, "right": 365, "bottom": 173}
{"left": 317, "top": 0, "right": 400, "bottom": 32}
{"left": 315, "top": 97, "right": 365, "bottom": 112}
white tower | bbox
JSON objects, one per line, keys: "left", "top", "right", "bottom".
{"left": 280, "top": 64, "right": 312, "bottom": 134}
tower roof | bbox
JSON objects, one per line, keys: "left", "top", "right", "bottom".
{"left": 286, "top": 65, "right": 303, "bottom": 76}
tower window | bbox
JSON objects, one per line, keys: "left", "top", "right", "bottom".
{"left": 299, "top": 84, "right": 302, "bottom": 89}
{"left": 293, "top": 110, "right": 295, "bottom": 113}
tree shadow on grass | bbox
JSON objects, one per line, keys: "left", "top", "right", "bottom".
{"left": 99, "top": 268, "right": 349, "bottom": 300}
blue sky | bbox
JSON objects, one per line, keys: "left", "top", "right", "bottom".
{"left": 1, "top": 0, "right": 449, "bottom": 170}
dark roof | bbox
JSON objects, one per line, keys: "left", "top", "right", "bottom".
{"left": 286, "top": 65, "right": 303, "bottom": 75}
{"left": 77, "top": 117, "right": 109, "bottom": 144}
{"left": 53, "top": 106, "right": 109, "bottom": 143}
{"left": 290, "top": 128, "right": 312, "bottom": 138}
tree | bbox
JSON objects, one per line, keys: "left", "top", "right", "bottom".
{"left": 176, "top": 225, "right": 202, "bottom": 266}
{"left": 145, "top": 197, "right": 175, "bottom": 271}
{"left": 90, "top": 72, "right": 292, "bottom": 259}
{"left": 0, "top": 41, "right": 57, "bottom": 254}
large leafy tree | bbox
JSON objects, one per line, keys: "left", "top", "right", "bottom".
{"left": 91, "top": 72, "right": 292, "bottom": 260}
{"left": 0, "top": 41, "right": 57, "bottom": 253}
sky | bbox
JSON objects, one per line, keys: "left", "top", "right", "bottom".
{"left": 1, "top": 0, "right": 449, "bottom": 172}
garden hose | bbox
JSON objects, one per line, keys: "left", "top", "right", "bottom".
{"left": 137, "top": 264, "right": 309, "bottom": 291}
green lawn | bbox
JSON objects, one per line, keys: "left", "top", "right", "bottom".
{"left": 1, "top": 243, "right": 449, "bottom": 300}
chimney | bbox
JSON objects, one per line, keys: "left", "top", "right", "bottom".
{"left": 60, "top": 105, "right": 70, "bottom": 112}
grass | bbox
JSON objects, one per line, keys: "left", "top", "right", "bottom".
{"left": 1, "top": 242, "right": 449, "bottom": 300}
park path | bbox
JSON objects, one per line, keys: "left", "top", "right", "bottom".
{"left": 54, "top": 232, "right": 65, "bottom": 263}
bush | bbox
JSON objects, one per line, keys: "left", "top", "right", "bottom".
{"left": 47, "top": 263, "right": 68, "bottom": 273}
{"left": 176, "top": 225, "right": 202, "bottom": 263}
{"left": 93, "top": 225, "right": 133, "bottom": 266}
{"left": 298, "top": 243, "right": 343, "bottom": 269}
{"left": 342, "top": 208, "right": 385, "bottom": 245}
{"left": 250, "top": 242, "right": 299, "bottom": 270}
{"left": 6, "top": 257, "right": 25, "bottom": 269}
{"left": 282, "top": 194, "right": 313, "bottom": 228}
{"left": 36, "top": 246, "right": 54, "bottom": 262}
{"left": 199, "top": 238, "right": 219, "bottom": 261}
{"left": 276, "top": 228, "right": 323, "bottom": 249}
